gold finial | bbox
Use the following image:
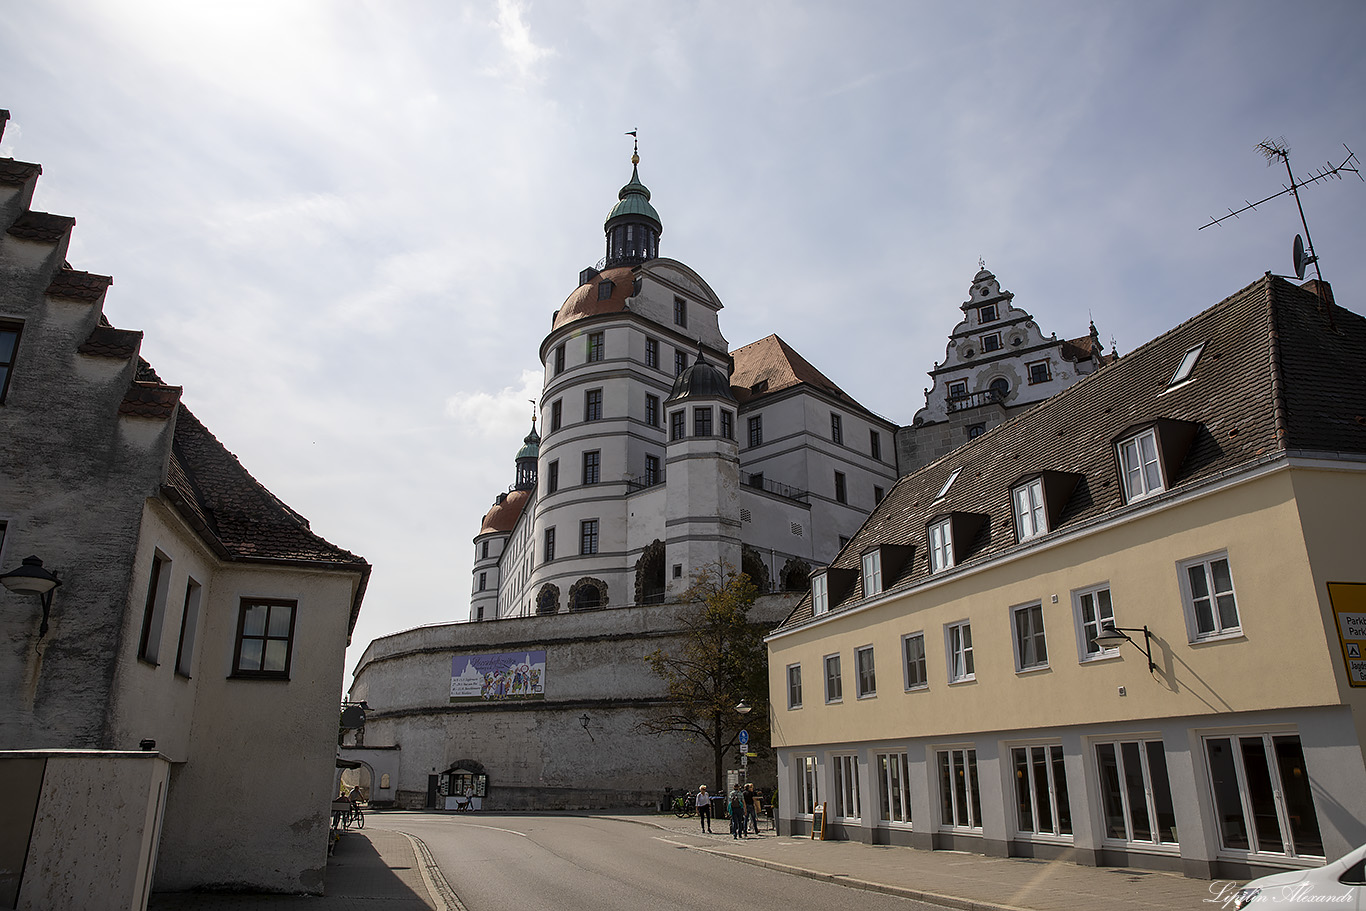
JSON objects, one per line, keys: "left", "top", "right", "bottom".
{"left": 626, "top": 129, "right": 639, "bottom": 165}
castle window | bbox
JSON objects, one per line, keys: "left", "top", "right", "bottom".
{"left": 948, "top": 380, "right": 968, "bottom": 400}
{"left": 580, "top": 520, "right": 599, "bottom": 555}
{"left": 834, "top": 471, "right": 847, "bottom": 504}
{"left": 481, "top": 540, "right": 489, "bottom": 558}
{"left": 546, "top": 460, "right": 558, "bottom": 494}
{"left": 645, "top": 337, "right": 659, "bottom": 369}
{"left": 981, "top": 333, "right": 1001, "bottom": 353}
{"left": 645, "top": 454, "right": 661, "bottom": 486}
{"left": 1028, "top": 361, "right": 1052, "bottom": 385}
{"left": 597, "top": 280, "right": 614, "bottom": 301}
{"left": 968, "top": 423, "right": 986, "bottom": 439}
{"left": 830, "top": 413, "right": 843, "bottom": 444}
{"left": 874, "top": 485, "right": 885, "bottom": 505}
{"left": 720, "top": 410, "right": 733, "bottom": 440}
{"left": 544, "top": 527, "right": 556, "bottom": 561}
{"left": 748, "top": 415, "right": 763, "bottom": 447}
{"left": 674, "top": 349, "right": 687, "bottom": 376}
{"left": 582, "top": 451, "right": 600, "bottom": 485}
{"left": 989, "top": 377, "right": 1010, "bottom": 400}
{"left": 670, "top": 410, "right": 686, "bottom": 440}
{"left": 550, "top": 399, "right": 562, "bottom": 432}
{"left": 587, "top": 332, "right": 604, "bottom": 362}
{"left": 694, "top": 407, "right": 712, "bottom": 437}
{"left": 870, "top": 430, "right": 882, "bottom": 461}
{"left": 0, "top": 322, "right": 21, "bottom": 403}
{"left": 478, "top": 572, "right": 487, "bottom": 592}
{"left": 673, "top": 297, "right": 687, "bottom": 328}
{"left": 978, "top": 303, "right": 997, "bottom": 323}
{"left": 585, "top": 388, "right": 603, "bottom": 422}
{"left": 645, "top": 393, "right": 659, "bottom": 427}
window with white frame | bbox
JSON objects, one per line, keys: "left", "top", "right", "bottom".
{"left": 1013, "top": 478, "right": 1047, "bottom": 541}
{"left": 946, "top": 620, "right": 974, "bottom": 682}
{"left": 937, "top": 747, "right": 982, "bottom": 829}
{"left": 796, "top": 756, "right": 819, "bottom": 815}
{"left": 787, "top": 663, "right": 802, "bottom": 709}
{"left": 833, "top": 755, "right": 861, "bottom": 819}
{"left": 1095, "top": 739, "right": 1178, "bottom": 845}
{"left": 929, "top": 518, "right": 954, "bottom": 572}
{"left": 1011, "top": 744, "right": 1072, "bottom": 836}
{"left": 811, "top": 572, "right": 829, "bottom": 615}
{"left": 861, "top": 550, "right": 882, "bottom": 596}
{"left": 1118, "top": 428, "right": 1163, "bottom": 502}
{"left": 1074, "top": 584, "right": 1118, "bottom": 660}
{"left": 876, "top": 752, "right": 911, "bottom": 824}
{"left": 1012, "top": 602, "right": 1048, "bottom": 671}
{"left": 856, "top": 645, "right": 876, "bottom": 698}
{"left": 824, "top": 653, "right": 842, "bottom": 703}
{"left": 903, "top": 632, "right": 927, "bottom": 689}
{"left": 1180, "top": 552, "right": 1241, "bottom": 639}
{"left": 1204, "top": 732, "right": 1322, "bottom": 858}
{"left": 981, "top": 332, "right": 1002, "bottom": 353}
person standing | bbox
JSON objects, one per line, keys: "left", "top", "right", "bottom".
{"left": 743, "top": 783, "right": 759, "bottom": 835}
{"left": 695, "top": 785, "right": 713, "bottom": 833}
{"left": 728, "top": 785, "right": 746, "bottom": 839}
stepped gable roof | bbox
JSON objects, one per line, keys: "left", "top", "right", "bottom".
{"left": 120, "top": 380, "right": 182, "bottom": 418}
{"left": 79, "top": 324, "right": 142, "bottom": 359}
{"left": 729, "top": 334, "right": 860, "bottom": 409}
{"left": 0, "top": 158, "right": 42, "bottom": 186}
{"left": 141, "top": 358, "right": 370, "bottom": 634}
{"left": 480, "top": 489, "right": 530, "bottom": 535}
{"left": 48, "top": 268, "right": 113, "bottom": 303}
{"left": 8, "top": 211, "right": 74, "bottom": 243}
{"left": 551, "top": 266, "right": 637, "bottom": 331}
{"left": 775, "top": 274, "right": 1361, "bottom": 633}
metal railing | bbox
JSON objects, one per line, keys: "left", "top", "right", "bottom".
{"left": 739, "top": 472, "right": 809, "bottom": 503}
{"left": 946, "top": 389, "right": 1005, "bottom": 414}
{"left": 626, "top": 471, "right": 666, "bottom": 492}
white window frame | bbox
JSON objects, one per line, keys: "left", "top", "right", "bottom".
{"left": 1073, "top": 583, "right": 1120, "bottom": 661}
{"left": 1011, "top": 602, "right": 1049, "bottom": 672}
{"left": 786, "top": 663, "right": 802, "bottom": 710}
{"left": 1009, "top": 743, "right": 1072, "bottom": 838}
{"left": 824, "top": 653, "right": 843, "bottom": 703}
{"left": 1118, "top": 428, "right": 1164, "bottom": 502}
{"left": 855, "top": 645, "right": 876, "bottom": 698}
{"left": 811, "top": 572, "right": 829, "bottom": 615}
{"left": 929, "top": 518, "right": 954, "bottom": 572}
{"left": 833, "top": 754, "right": 861, "bottom": 820}
{"left": 902, "top": 631, "right": 928, "bottom": 690}
{"left": 1013, "top": 478, "right": 1047, "bottom": 541}
{"left": 1093, "top": 737, "right": 1179, "bottom": 847}
{"left": 861, "top": 550, "right": 882, "bottom": 597}
{"left": 1201, "top": 729, "right": 1323, "bottom": 860}
{"left": 796, "top": 756, "right": 820, "bottom": 816}
{"left": 980, "top": 332, "right": 1002, "bottom": 352}
{"left": 945, "top": 620, "right": 974, "bottom": 683}
{"left": 936, "top": 746, "right": 982, "bottom": 831}
{"left": 1178, "top": 551, "right": 1241, "bottom": 641}
{"left": 875, "top": 752, "right": 912, "bottom": 825}
{"left": 948, "top": 380, "right": 968, "bottom": 399}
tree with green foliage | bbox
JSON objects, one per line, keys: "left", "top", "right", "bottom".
{"left": 641, "top": 563, "right": 770, "bottom": 795}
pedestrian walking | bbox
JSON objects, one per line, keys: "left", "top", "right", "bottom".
{"left": 743, "top": 782, "right": 759, "bottom": 835}
{"left": 728, "top": 785, "right": 746, "bottom": 838}
{"left": 695, "top": 785, "right": 713, "bottom": 833}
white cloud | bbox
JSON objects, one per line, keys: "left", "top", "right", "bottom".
{"left": 444, "top": 369, "right": 544, "bottom": 437}
{"left": 489, "top": 0, "right": 554, "bottom": 81}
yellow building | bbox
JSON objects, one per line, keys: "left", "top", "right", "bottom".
{"left": 767, "top": 274, "right": 1366, "bottom": 880}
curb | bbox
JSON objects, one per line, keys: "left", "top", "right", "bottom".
{"left": 398, "top": 831, "right": 467, "bottom": 911}
{"left": 601, "top": 815, "right": 1026, "bottom": 911}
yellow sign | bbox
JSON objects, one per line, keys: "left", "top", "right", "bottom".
{"left": 1327, "top": 583, "right": 1366, "bottom": 687}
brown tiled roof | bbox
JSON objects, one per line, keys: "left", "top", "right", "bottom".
{"left": 729, "top": 334, "right": 864, "bottom": 410}
{"left": 776, "top": 274, "right": 1363, "bottom": 632}
{"left": 551, "top": 267, "right": 638, "bottom": 330}
{"left": 480, "top": 489, "right": 530, "bottom": 534}
{"left": 7, "top": 211, "right": 74, "bottom": 243}
{"left": 79, "top": 324, "right": 142, "bottom": 359}
{"left": 119, "top": 380, "right": 182, "bottom": 419}
{"left": 47, "top": 268, "right": 113, "bottom": 303}
{"left": 0, "top": 158, "right": 41, "bottom": 186}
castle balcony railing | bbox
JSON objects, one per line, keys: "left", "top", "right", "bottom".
{"left": 625, "top": 471, "right": 666, "bottom": 492}
{"left": 740, "top": 472, "right": 809, "bottom": 503}
{"left": 945, "top": 388, "right": 1005, "bottom": 414}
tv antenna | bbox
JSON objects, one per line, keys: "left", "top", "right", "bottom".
{"left": 1200, "top": 139, "right": 1361, "bottom": 284}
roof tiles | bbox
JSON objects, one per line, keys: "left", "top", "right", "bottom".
{"left": 7, "top": 211, "right": 75, "bottom": 244}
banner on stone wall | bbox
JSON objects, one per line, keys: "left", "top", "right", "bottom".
{"left": 449, "top": 651, "right": 546, "bottom": 702}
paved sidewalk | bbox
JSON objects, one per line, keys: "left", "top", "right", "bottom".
{"left": 603, "top": 810, "right": 1228, "bottom": 911}
{"left": 147, "top": 827, "right": 451, "bottom": 910}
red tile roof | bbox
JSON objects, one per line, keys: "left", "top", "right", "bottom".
{"left": 551, "top": 267, "right": 637, "bottom": 330}
{"left": 729, "top": 334, "right": 882, "bottom": 421}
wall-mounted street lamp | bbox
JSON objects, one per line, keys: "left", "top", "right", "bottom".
{"left": 1092, "top": 623, "right": 1157, "bottom": 674}
{"left": 1, "top": 556, "right": 62, "bottom": 638}
{"left": 735, "top": 701, "right": 752, "bottom": 715}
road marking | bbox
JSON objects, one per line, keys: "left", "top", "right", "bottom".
{"left": 399, "top": 831, "right": 468, "bottom": 911}
{"left": 446, "top": 822, "right": 530, "bottom": 838}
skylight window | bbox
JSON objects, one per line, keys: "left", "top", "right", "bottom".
{"left": 1168, "top": 343, "right": 1205, "bottom": 387}
{"left": 936, "top": 468, "right": 961, "bottom": 500}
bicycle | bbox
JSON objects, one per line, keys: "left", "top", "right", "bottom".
{"left": 672, "top": 792, "right": 696, "bottom": 818}
{"left": 342, "top": 802, "right": 365, "bottom": 829}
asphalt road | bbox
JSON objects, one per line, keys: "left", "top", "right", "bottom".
{"left": 366, "top": 813, "right": 940, "bottom": 911}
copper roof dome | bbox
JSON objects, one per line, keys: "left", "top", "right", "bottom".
{"left": 480, "top": 489, "right": 530, "bottom": 535}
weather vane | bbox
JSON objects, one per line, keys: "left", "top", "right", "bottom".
{"left": 1200, "top": 139, "right": 1361, "bottom": 285}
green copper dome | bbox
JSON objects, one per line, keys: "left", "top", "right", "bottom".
{"left": 605, "top": 164, "right": 662, "bottom": 232}
{"left": 516, "top": 426, "right": 541, "bottom": 461}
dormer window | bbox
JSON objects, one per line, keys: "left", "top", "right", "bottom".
{"left": 929, "top": 519, "right": 954, "bottom": 572}
{"left": 981, "top": 333, "right": 1002, "bottom": 353}
{"left": 812, "top": 572, "right": 829, "bottom": 615}
{"left": 861, "top": 550, "right": 882, "bottom": 596}
{"left": 597, "top": 280, "right": 614, "bottom": 301}
{"left": 978, "top": 303, "right": 997, "bottom": 323}
{"left": 1168, "top": 343, "right": 1205, "bottom": 387}
{"left": 1013, "top": 478, "right": 1046, "bottom": 540}
{"left": 1115, "top": 419, "right": 1198, "bottom": 505}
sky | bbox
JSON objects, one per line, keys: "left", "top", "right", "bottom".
{"left": 3, "top": 0, "right": 1363, "bottom": 689}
